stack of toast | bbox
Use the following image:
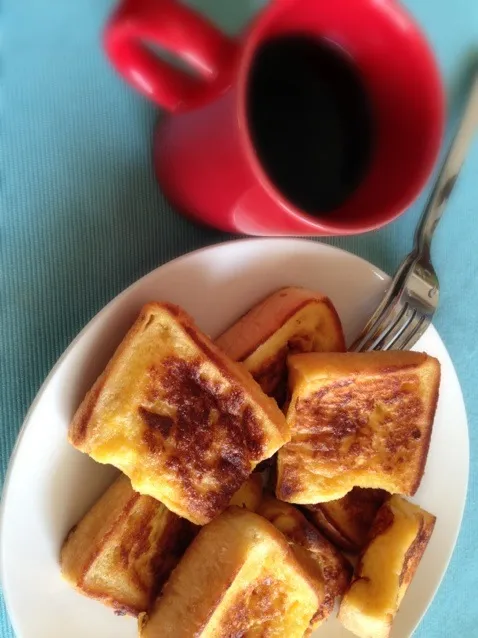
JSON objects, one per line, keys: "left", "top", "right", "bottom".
{"left": 62, "top": 286, "right": 440, "bottom": 638}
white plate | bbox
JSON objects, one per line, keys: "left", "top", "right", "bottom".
{"left": 0, "top": 238, "right": 468, "bottom": 638}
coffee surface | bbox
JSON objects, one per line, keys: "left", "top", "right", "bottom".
{"left": 247, "top": 35, "right": 375, "bottom": 214}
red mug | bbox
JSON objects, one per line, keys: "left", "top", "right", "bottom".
{"left": 104, "top": 0, "right": 445, "bottom": 236}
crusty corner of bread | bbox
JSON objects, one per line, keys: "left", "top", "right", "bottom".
{"left": 258, "top": 496, "right": 352, "bottom": 627}
{"left": 338, "top": 495, "right": 436, "bottom": 638}
{"left": 67, "top": 302, "right": 169, "bottom": 450}
{"left": 408, "top": 354, "right": 441, "bottom": 496}
{"left": 395, "top": 501, "right": 436, "bottom": 603}
{"left": 68, "top": 373, "right": 106, "bottom": 450}
{"left": 138, "top": 612, "right": 149, "bottom": 636}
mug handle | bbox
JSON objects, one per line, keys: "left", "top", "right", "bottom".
{"left": 103, "top": 0, "right": 237, "bottom": 112}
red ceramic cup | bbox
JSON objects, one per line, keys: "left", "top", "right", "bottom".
{"left": 104, "top": 0, "right": 445, "bottom": 236}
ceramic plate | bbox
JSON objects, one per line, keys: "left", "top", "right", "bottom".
{"left": 0, "top": 239, "right": 469, "bottom": 638}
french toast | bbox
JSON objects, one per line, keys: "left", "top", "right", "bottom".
{"left": 68, "top": 302, "right": 289, "bottom": 525}
{"left": 229, "top": 472, "right": 263, "bottom": 511}
{"left": 338, "top": 495, "right": 436, "bottom": 638}
{"left": 258, "top": 496, "right": 352, "bottom": 629}
{"left": 305, "top": 488, "right": 389, "bottom": 553}
{"left": 216, "top": 287, "right": 345, "bottom": 402}
{"left": 60, "top": 473, "right": 263, "bottom": 615}
{"left": 60, "top": 474, "right": 194, "bottom": 616}
{"left": 139, "top": 507, "right": 320, "bottom": 638}
{"left": 277, "top": 351, "right": 440, "bottom": 504}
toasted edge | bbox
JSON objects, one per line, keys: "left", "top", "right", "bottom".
{"left": 216, "top": 287, "right": 345, "bottom": 362}
{"left": 139, "top": 506, "right": 320, "bottom": 637}
{"left": 338, "top": 495, "right": 436, "bottom": 638}
{"left": 69, "top": 301, "right": 290, "bottom": 450}
{"left": 277, "top": 352, "right": 441, "bottom": 502}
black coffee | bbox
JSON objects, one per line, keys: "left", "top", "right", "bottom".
{"left": 247, "top": 35, "right": 375, "bottom": 214}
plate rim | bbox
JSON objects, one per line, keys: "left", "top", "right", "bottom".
{"left": 0, "top": 237, "right": 470, "bottom": 637}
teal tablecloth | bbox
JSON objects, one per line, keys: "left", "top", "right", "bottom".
{"left": 3, "top": 1, "right": 478, "bottom": 636}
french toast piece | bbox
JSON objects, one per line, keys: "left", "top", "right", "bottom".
{"left": 338, "top": 495, "right": 436, "bottom": 638}
{"left": 68, "top": 302, "right": 289, "bottom": 525}
{"left": 258, "top": 496, "right": 352, "bottom": 630}
{"left": 139, "top": 507, "right": 320, "bottom": 638}
{"left": 277, "top": 351, "right": 440, "bottom": 504}
{"left": 60, "top": 474, "right": 194, "bottom": 616}
{"left": 229, "top": 473, "right": 263, "bottom": 511}
{"left": 216, "top": 287, "right": 345, "bottom": 401}
{"left": 305, "top": 488, "right": 389, "bottom": 553}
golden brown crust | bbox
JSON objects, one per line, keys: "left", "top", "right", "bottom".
{"left": 304, "top": 488, "right": 389, "bottom": 553}
{"left": 304, "top": 504, "right": 357, "bottom": 552}
{"left": 60, "top": 475, "right": 194, "bottom": 616}
{"left": 398, "top": 509, "right": 436, "bottom": 600}
{"left": 68, "top": 302, "right": 289, "bottom": 525}
{"left": 252, "top": 345, "right": 290, "bottom": 401}
{"left": 72, "top": 380, "right": 106, "bottom": 445}
{"left": 140, "top": 357, "right": 266, "bottom": 522}
{"left": 338, "top": 495, "right": 436, "bottom": 638}
{"left": 277, "top": 351, "right": 441, "bottom": 503}
{"left": 216, "top": 287, "right": 346, "bottom": 402}
{"left": 409, "top": 368, "right": 440, "bottom": 495}
{"left": 217, "top": 290, "right": 345, "bottom": 361}
{"left": 258, "top": 497, "right": 352, "bottom": 628}
{"left": 140, "top": 507, "right": 320, "bottom": 638}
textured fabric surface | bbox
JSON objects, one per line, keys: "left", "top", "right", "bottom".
{"left": 2, "top": 0, "right": 478, "bottom": 636}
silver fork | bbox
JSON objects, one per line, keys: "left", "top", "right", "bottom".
{"left": 351, "top": 70, "right": 478, "bottom": 352}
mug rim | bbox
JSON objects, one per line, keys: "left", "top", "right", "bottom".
{"left": 235, "top": 0, "right": 445, "bottom": 235}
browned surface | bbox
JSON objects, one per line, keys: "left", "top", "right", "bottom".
{"left": 138, "top": 407, "right": 174, "bottom": 438}
{"left": 305, "top": 488, "right": 389, "bottom": 552}
{"left": 140, "top": 507, "right": 319, "bottom": 638}
{"left": 258, "top": 496, "right": 351, "bottom": 629}
{"left": 60, "top": 475, "right": 194, "bottom": 616}
{"left": 252, "top": 330, "right": 341, "bottom": 406}
{"left": 368, "top": 498, "right": 396, "bottom": 541}
{"left": 338, "top": 495, "right": 436, "bottom": 638}
{"left": 253, "top": 345, "right": 290, "bottom": 402}
{"left": 238, "top": 296, "right": 343, "bottom": 362}
{"left": 216, "top": 287, "right": 346, "bottom": 402}
{"left": 399, "top": 509, "right": 436, "bottom": 594}
{"left": 296, "top": 373, "right": 424, "bottom": 459}
{"left": 219, "top": 576, "right": 289, "bottom": 634}
{"left": 140, "top": 356, "right": 267, "bottom": 522}
{"left": 72, "top": 379, "right": 105, "bottom": 444}
{"left": 68, "top": 302, "right": 288, "bottom": 524}
{"left": 277, "top": 351, "right": 441, "bottom": 503}
{"left": 216, "top": 288, "right": 345, "bottom": 361}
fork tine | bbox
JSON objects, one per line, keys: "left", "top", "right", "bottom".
{"left": 350, "top": 306, "right": 399, "bottom": 351}
{"left": 369, "top": 304, "right": 411, "bottom": 351}
{"left": 350, "top": 282, "right": 409, "bottom": 352}
{"left": 372, "top": 304, "right": 417, "bottom": 351}
{"left": 391, "top": 314, "right": 430, "bottom": 351}
{"left": 350, "top": 269, "right": 417, "bottom": 352}
{"left": 380, "top": 307, "right": 417, "bottom": 350}
{"left": 354, "top": 302, "right": 408, "bottom": 352}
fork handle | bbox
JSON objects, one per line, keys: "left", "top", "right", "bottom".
{"left": 415, "top": 70, "right": 478, "bottom": 256}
